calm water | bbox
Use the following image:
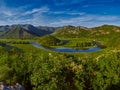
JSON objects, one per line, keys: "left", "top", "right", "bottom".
{"left": 31, "top": 42, "right": 101, "bottom": 52}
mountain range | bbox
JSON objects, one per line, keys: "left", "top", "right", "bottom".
{"left": 0, "top": 24, "right": 120, "bottom": 39}
{"left": 53, "top": 24, "right": 120, "bottom": 38}
{"left": 0, "top": 24, "right": 57, "bottom": 39}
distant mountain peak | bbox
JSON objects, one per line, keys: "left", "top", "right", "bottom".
{"left": 0, "top": 24, "right": 57, "bottom": 39}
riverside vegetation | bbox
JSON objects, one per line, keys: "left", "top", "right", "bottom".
{"left": 0, "top": 24, "right": 120, "bottom": 90}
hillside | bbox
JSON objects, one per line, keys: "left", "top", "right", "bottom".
{"left": 90, "top": 25, "right": 120, "bottom": 38}
{"left": 0, "top": 25, "right": 35, "bottom": 39}
{"left": 39, "top": 35, "right": 62, "bottom": 47}
{"left": 53, "top": 24, "right": 120, "bottom": 39}
{"left": 0, "top": 25, "right": 10, "bottom": 37}
{"left": 52, "top": 25, "right": 90, "bottom": 38}
{"left": 0, "top": 24, "right": 57, "bottom": 39}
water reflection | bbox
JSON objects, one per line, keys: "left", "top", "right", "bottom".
{"left": 31, "top": 42, "right": 101, "bottom": 52}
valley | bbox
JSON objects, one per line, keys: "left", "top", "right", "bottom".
{"left": 0, "top": 24, "right": 120, "bottom": 90}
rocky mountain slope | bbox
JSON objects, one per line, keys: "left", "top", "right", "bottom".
{"left": 53, "top": 25, "right": 120, "bottom": 38}
{"left": 0, "top": 24, "right": 57, "bottom": 39}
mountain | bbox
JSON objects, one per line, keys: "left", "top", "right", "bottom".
{"left": 0, "top": 25, "right": 35, "bottom": 39}
{"left": 0, "top": 24, "right": 120, "bottom": 39}
{"left": 0, "top": 25, "right": 10, "bottom": 36}
{"left": 52, "top": 25, "right": 90, "bottom": 38}
{"left": 90, "top": 25, "right": 120, "bottom": 38}
{"left": 0, "top": 24, "right": 57, "bottom": 39}
{"left": 53, "top": 24, "right": 120, "bottom": 38}
{"left": 0, "top": 25, "right": 10, "bottom": 31}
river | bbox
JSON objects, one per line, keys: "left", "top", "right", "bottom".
{"left": 31, "top": 42, "right": 102, "bottom": 52}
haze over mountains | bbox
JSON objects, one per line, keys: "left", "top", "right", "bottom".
{"left": 0, "top": 24, "right": 120, "bottom": 39}
{"left": 0, "top": 24, "right": 57, "bottom": 39}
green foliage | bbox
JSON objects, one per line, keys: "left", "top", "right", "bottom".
{"left": 0, "top": 44, "right": 120, "bottom": 90}
{"left": 0, "top": 39, "right": 31, "bottom": 44}
{"left": 39, "top": 35, "right": 63, "bottom": 47}
{"left": 0, "top": 24, "right": 120, "bottom": 90}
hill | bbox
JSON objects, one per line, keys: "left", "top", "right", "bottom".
{"left": 0, "top": 24, "right": 57, "bottom": 39}
{"left": 53, "top": 24, "right": 120, "bottom": 38}
{"left": 90, "top": 25, "right": 120, "bottom": 38}
{"left": 52, "top": 25, "right": 90, "bottom": 38}
{"left": 39, "top": 35, "right": 62, "bottom": 47}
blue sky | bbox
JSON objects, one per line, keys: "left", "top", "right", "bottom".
{"left": 0, "top": 0, "right": 120, "bottom": 27}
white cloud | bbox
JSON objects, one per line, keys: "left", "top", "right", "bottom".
{"left": 51, "top": 11, "right": 85, "bottom": 16}
{"left": 50, "top": 15, "right": 120, "bottom": 27}
{"left": 68, "top": 12, "right": 85, "bottom": 15}
{"left": 0, "top": 3, "right": 50, "bottom": 25}
{"left": 0, "top": 2, "right": 24, "bottom": 18}
{"left": 96, "top": 16, "right": 119, "bottom": 21}
{"left": 23, "top": 7, "right": 49, "bottom": 15}
{"left": 1, "top": 10, "right": 14, "bottom": 17}
{"left": 53, "top": 0, "right": 85, "bottom": 6}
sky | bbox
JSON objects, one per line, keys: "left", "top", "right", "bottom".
{"left": 0, "top": 0, "right": 120, "bottom": 27}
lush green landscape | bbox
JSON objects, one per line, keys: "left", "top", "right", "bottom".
{"left": 0, "top": 24, "right": 120, "bottom": 90}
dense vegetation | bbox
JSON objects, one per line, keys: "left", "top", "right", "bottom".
{"left": 0, "top": 44, "right": 120, "bottom": 90}
{"left": 0, "top": 24, "right": 120, "bottom": 90}
{"left": 39, "top": 35, "right": 63, "bottom": 47}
